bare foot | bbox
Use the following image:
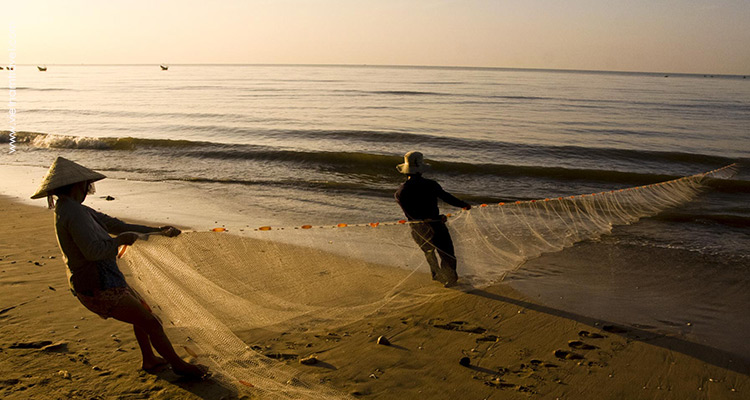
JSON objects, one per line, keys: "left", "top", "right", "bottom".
{"left": 142, "top": 356, "right": 169, "bottom": 372}
{"left": 173, "top": 362, "right": 210, "bottom": 380}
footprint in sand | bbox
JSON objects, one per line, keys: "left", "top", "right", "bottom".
{"left": 484, "top": 379, "right": 517, "bottom": 389}
{"left": 484, "top": 379, "right": 534, "bottom": 393}
{"left": 554, "top": 349, "right": 584, "bottom": 360}
{"left": 432, "top": 320, "right": 488, "bottom": 334}
{"left": 476, "top": 334, "right": 501, "bottom": 343}
{"left": 578, "top": 330, "right": 606, "bottom": 339}
{"left": 568, "top": 340, "right": 598, "bottom": 350}
{"left": 529, "top": 359, "right": 558, "bottom": 368}
{"left": 9, "top": 340, "right": 53, "bottom": 349}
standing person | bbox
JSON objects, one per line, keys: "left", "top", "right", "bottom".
{"left": 394, "top": 151, "right": 471, "bottom": 287}
{"left": 31, "top": 156, "right": 208, "bottom": 379}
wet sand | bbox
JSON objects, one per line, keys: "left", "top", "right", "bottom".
{"left": 1, "top": 195, "right": 748, "bottom": 399}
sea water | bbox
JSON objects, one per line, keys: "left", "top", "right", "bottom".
{"left": 1, "top": 65, "right": 749, "bottom": 360}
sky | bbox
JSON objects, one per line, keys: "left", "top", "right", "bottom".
{"left": 2, "top": 0, "right": 749, "bottom": 75}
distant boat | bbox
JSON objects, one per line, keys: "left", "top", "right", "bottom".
{"left": 38, "top": 65, "right": 47, "bottom": 71}
{"left": 0, "top": 66, "right": 3, "bottom": 70}
{"left": 160, "top": 64, "right": 169, "bottom": 71}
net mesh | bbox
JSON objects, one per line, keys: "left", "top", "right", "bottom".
{"left": 118, "top": 164, "right": 737, "bottom": 398}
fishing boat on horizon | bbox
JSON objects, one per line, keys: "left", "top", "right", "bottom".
{"left": 160, "top": 64, "right": 168, "bottom": 70}
{"left": 37, "top": 65, "right": 47, "bottom": 71}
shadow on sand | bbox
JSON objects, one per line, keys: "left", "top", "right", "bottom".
{"left": 150, "top": 368, "right": 240, "bottom": 400}
{"left": 468, "top": 288, "right": 750, "bottom": 376}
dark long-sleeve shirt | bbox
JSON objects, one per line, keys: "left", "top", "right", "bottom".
{"left": 395, "top": 175, "right": 469, "bottom": 221}
{"left": 54, "top": 196, "right": 156, "bottom": 294}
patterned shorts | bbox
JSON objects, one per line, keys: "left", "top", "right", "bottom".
{"left": 75, "top": 286, "right": 148, "bottom": 319}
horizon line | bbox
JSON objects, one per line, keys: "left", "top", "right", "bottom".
{"left": 8, "top": 63, "right": 749, "bottom": 77}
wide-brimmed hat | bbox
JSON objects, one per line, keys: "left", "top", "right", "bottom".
{"left": 396, "top": 151, "right": 430, "bottom": 174}
{"left": 30, "top": 157, "right": 106, "bottom": 199}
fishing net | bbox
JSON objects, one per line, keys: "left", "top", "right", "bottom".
{"left": 118, "top": 164, "right": 736, "bottom": 398}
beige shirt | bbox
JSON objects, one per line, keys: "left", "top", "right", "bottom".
{"left": 54, "top": 196, "right": 155, "bottom": 294}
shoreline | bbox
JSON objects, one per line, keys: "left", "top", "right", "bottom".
{"left": 0, "top": 164, "right": 285, "bottom": 232}
{"left": 1, "top": 195, "right": 748, "bottom": 399}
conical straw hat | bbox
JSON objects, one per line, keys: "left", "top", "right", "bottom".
{"left": 30, "top": 157, "right": 106, "bottom": 199}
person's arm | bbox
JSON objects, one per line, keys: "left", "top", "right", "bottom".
{"left": 90, "top": 208, "right": 159, "bottom": 235}
{"left": 64, "top": 209, "right": 137, "bottom": 261}
{"left": 436, "top": 185, "right": 471, "bottom": 209}
{"left": 89, "top": 208, "right": 181, "bottom": 237}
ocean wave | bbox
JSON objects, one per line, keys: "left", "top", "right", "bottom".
{"left": 165, "top": 127, "right": 740, "bottom": 169}
{"left": 653, "top": 213, "right": 750, "bottom": 229}
{"left": 333, "top": 89, "right": 451, "bottom": 97}
{"left": 3, "top": 131, "right": 745, "bottom": 193}
{"left": 1, "top": 131, "right": 205, "bottom": 150}
{"left": 168, "top": 85, "right": 291, "bottom": 92}
{"left": 488, "top": 95, "right": 550, "bottom": 100}
{"left": 704, "top": 176, "right": 750, "bottom": 193}
{"left": 178, "top": 147, "right": 747, "bottom": 193}
{"left": 10, "top": 86, "right": 72, "bottom": 91}
{"left": 264, "top": 78, "right": 346, "bottom": 83}
{"left": 371, "top": 90, "right": 448, "bottom": 96}
{"left": 326, "top": 87, "right": 750, "bottom": 113}
{"left": 415, "top": 81, "right": 465, "bottom": 85}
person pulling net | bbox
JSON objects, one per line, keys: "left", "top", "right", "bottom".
{"left": 395, "top": 151, "right": 472, "bottom": 287}
{"left": 30, "top": 157, "right": 209, "bottom": 381}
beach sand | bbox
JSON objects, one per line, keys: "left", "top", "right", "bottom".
{"left": 1, "top": 195, "right": 748, "bottom": 399}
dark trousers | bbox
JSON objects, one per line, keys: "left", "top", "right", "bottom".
{"left": 410, "top": 221, "right": 457, "bottom": 283}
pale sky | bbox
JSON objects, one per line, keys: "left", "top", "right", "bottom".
{"left": 3, "top": 0, "right": 749, "bottom": 74}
